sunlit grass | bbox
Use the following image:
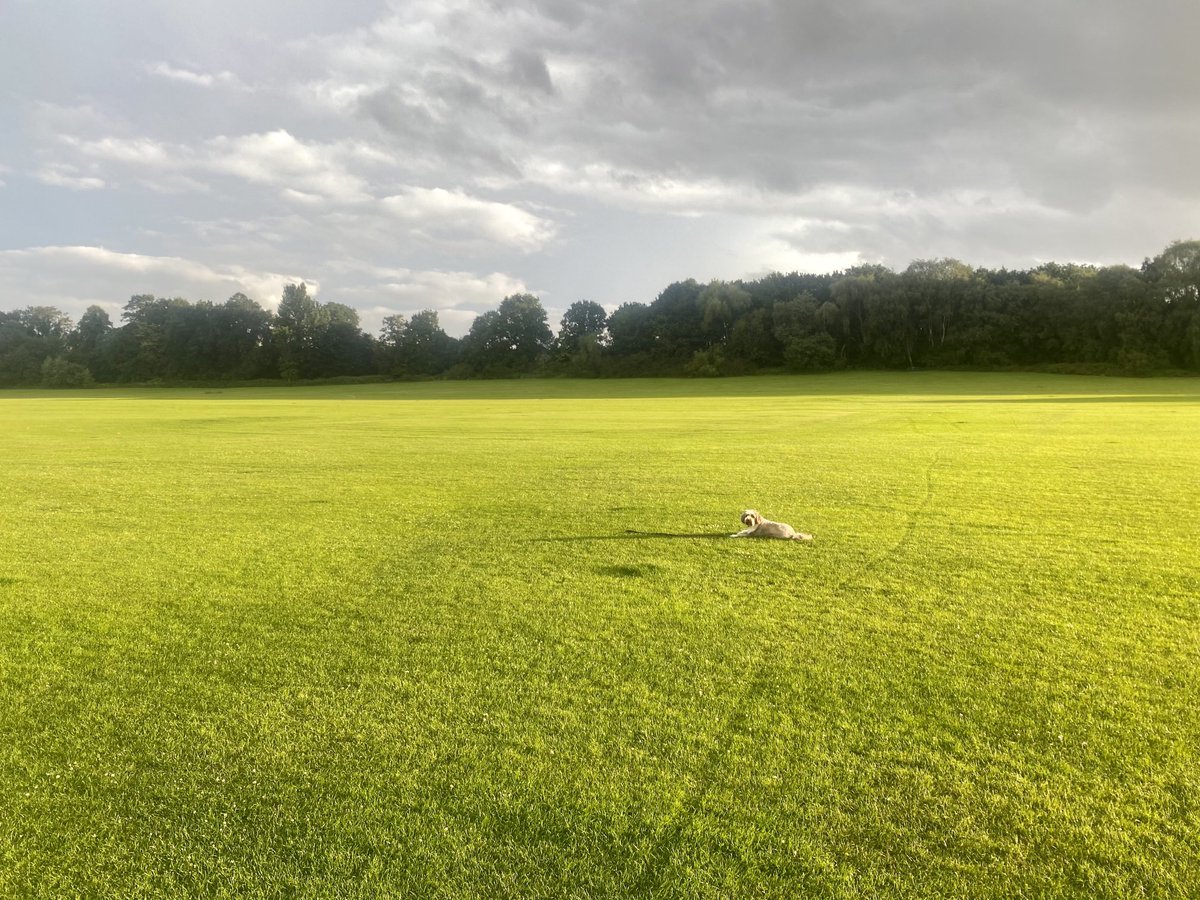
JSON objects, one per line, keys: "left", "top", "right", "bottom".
{"left": 1, "top": 373, "right": 1197, "bottom": 897}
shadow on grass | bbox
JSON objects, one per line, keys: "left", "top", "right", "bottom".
{"left": 9, "top": 374, "right": 1196, "bottom": 403}
{"left": 918, "top": 394, "right": 1200, "bottom": 404}
{"left": 533, "top": 530, "right": 731, "bottom": 542}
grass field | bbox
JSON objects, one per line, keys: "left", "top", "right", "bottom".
{"left": 1, "top": 372, "right": 1198, "bottom": 898}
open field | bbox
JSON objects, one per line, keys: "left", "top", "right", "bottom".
{"left": 1, "top": 372, "right": 1198, "bottom": 898}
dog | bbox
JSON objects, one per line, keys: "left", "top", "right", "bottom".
{"left": 731, "top": 509, "right": 813, "bottom": 541}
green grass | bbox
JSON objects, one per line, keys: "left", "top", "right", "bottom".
{"left": 1, "top": 372, "right": 1197, "bottom": 898}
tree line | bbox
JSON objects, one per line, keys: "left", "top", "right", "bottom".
{"left": 3, "top": 240, "right": 1199, "bottom": 387}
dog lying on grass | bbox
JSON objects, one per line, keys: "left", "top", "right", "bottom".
{"left": 731, "top": 509, "right": 813, "bottom": 541}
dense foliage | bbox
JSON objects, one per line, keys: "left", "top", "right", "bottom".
{"left": 2, "top": 241, "right": 1198, "bottom": 385}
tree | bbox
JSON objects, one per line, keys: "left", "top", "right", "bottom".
{"left": 271, "top": 284, "right": 373, "bottom": 378}
{"left": 1, "top": 307, "right": 74, "bottom": 385}
{"left": 461, "top": 294, "right": 552, "bottom": 373}
{"left": 901, "top": 259, "right": 978, "bottom": 366}
{"left": 380, "top": 313, "right": 407, "bottom": 348}
{"left": 1143, "top": 241, "right": 1200, "bottom": 368}
{"left": 773, "top": 294, "right": 836, "bottom": 370}
{"left": 378, "top": 313, "right": 407, "bottom": 375}
{"left": 214, "top": 294, "right": 273, "bottom": 379}
{"left": 1144, "top": 240, "right": 1200, "bottom": 301}
{"left": 41, "top": 355, "right": 93, "bottom": 388}
{"left": 273, "top": 283, "right": 325, "bottom": 378}
{"left": 496, "top": 294, "right": 553, "bottom": 366}
{"left": 462, "top": 310, "right": 504, "bottom": 372}
{"left": 118, "top": 294, "right": 191, "bottom": 380}
{"left": 72, "top": 305, "right": 119, "bottom": 381}
{"left": 607, "top": 302, "right": 655, "bottom": 357}
{"left": 697, "top": 281, "right": 751, "bottom": 347}
{"left": 399, "top": 310, "right": 457, "bottom": 375}
{"left": 647, "top": 279, "right": 705, "bottom": 357}
{"left": 313, "top": 303, "right": 375, "bottom": 377}
{"left": 276, "top": 282, "right": 325, "bottom": 331}
{"left": 19, "top": 306, "right": 73, "bottom": 339}
{"left": 556, "top": 300, "right": 609, "bottom": 354}
{"left": 74, "top": 305, "right": 113, "bottom": 356}
{"left": 829, "top": 276, "right": 876, "bottom": 362}
{"left": 727, "top": 307, "right": 782, "bottom": 367}
{"left": 903, "top": 258, "right": 973, "bottom": 282}
{"left": 5, "top": 240, "right": 1195, "bottom": 383}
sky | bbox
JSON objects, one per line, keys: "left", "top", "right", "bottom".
{"left": 1, "top": 0, "right": 1198, "bottom": 337}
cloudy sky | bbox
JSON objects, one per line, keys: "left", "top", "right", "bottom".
{"left": 2, "top": 0, "right": 1197, "bottom": 336}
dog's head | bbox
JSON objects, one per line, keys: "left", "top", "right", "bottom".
{"left": 740, "top": 509, "right": 762, "bottom": 528}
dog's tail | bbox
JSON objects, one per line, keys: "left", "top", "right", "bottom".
{"left": 792, "top": 531, "right": 814, "bottom": 542}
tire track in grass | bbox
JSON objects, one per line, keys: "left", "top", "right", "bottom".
{"left": 629, "top": 645, "right": 777, "bottom": 895}
{"left": 630, "top": 447, "right": 944, "bottom": 892}
{"left": 873, "top": 447, "right": 942, "bottom": 569}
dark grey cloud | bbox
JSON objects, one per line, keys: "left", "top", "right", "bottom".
{"left": 507, "top": 49, "right": 556, "bottom": 96}
{"left": 336, "top": 0, "right": 1194, "bottom": 226}
{"left": 525, "top": 0, "right": 1200, "bottom": 211}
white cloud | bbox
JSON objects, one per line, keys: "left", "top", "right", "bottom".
{"left": 381, "top": 187, "right": 556, "bottom": 251}
{"left": 69, "top": 130, "right": 377, "bottom": 204}
{"left": 0, "top": 245, "right": 534, "bottom": 338}
{"left": 145, "top": 62, "right": 243, "bottom": 90}
{"left": 330, "top": 263, "right": 532, "bottom": 336}
{"left": 0, "top": 246, "right": 312, "bottom": 320}
{"left": 35, "top": 164, "right": 106, "bottom": 191}
{"left": 29, "top": 102, "right": 125, "bottom": 141}
{"left": 358, "top": 264, "right": 527, "bottom": 308}
{"left": 519, "top": 158, "right": 763, "bottom": 216}
{"left": 206, "top": 130, "right": 372, "bottom": 202}
{"left": 300, "top": 78, "right": 380, "bottom": 114}
{"left": 51, "top": 129, "right": 557, "bottom": 251}
{"left": 64, "top": 135, "right": 172, "bottom": 167}
{"left": 739, "top": 234, "right": 865, "bottom": 278}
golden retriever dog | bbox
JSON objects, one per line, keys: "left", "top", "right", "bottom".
{"left": 731, "top": 509, "right": 813, "bottom": 541}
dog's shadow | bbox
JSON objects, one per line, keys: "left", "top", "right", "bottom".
{"left": 533, "top": 530, "right": 731, "bottom": 543}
